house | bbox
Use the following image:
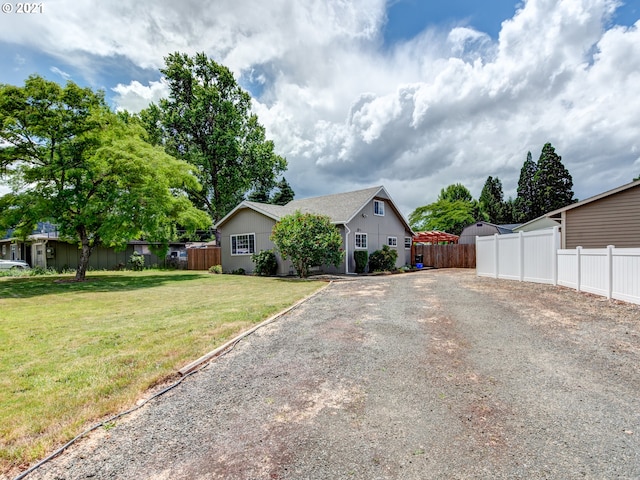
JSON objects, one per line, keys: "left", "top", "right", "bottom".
{"left": 459, "top": 222, "right": 520, "bottom": 244}
{"left": 215, "top": 186, "right": 414, "bottom": 275}
{"left": 543, "top": 179, "right": 640, "bottom": 248}
{"left": 0, "top": 233, "right": 187, "bottom": 270}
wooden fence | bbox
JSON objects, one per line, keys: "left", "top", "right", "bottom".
{"left": 413, "top": 244, "right": 476, "bottom": 268}
{"left": 187, "top": 247, "right": 221, "bottom": 270}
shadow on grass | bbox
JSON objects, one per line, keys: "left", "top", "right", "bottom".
{"left": 0, "top": 272, "right": 210, "bottom": 299}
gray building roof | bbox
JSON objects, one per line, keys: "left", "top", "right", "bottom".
{"left": 216, "top": 186, "right": 412, "bottom": 231}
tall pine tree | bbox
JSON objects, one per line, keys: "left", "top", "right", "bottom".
{"left": 534, "top": 143, "right": 575, "bottom": 214}
{"left": 479, "top": 176, "right": 505, "bottom": 224}
{"left": 271, "top": 177, "right": 295, "bottom": 205}
{"left": 514, "top": 151, "right": 539, "bottom": 222}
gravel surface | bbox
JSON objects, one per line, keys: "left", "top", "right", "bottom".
{"left": 20, "top": 269, "right": 640, "bottom": 479}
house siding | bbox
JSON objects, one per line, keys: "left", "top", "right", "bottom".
{"left": 344, "top": 196, "right": 412, "bottom": 272}
{"left": 219, "top": 208, "right": 295, "bottom": 275}
{"left": 564, "top": 186, "right": 640, "bottom": 248}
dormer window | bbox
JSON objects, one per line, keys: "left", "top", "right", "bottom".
{"left": 374, "top": 200, "right": 385, "bottom": 216}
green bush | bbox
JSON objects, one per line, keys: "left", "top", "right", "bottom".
{"left": 208, "top": 264, "right": 223, "bottom": 274}
{"left": 251, "top": 250, "right": 278, "bottom": 276}
{"left": 231, "top": 268, "right": 246, "bottom": 275}
{"left": 368, "top": 245, "right": 398, "bottom": 272}
{"left": 129, "top": 252, "right": 145, "bottom": 271}
{"left": 354, "top": 250, "right": 368, "bottom": 274}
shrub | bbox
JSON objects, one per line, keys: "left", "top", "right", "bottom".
{"left": 129, "top": 252, "right": 145, "bottom": 271}
{"left": 354, "top": 250, "right": 368, "bottom": 274}
{"left": 231, "top": 268, "right": 246, "bottom": 275}
{"left": 368, "top": 245, "right": 398, "bottom": 272}
{"left": 251, "top": 250, "right": 278, "bottom": 276}
{"left": 271, "top": 211, "right": 343, "bottom": 278}
{"left": 208, "top": 264, "right": 223, "bottom": 274}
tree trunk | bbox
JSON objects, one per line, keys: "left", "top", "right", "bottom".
{"left": 75, "top": 230, "right": 94, "bottom": 282}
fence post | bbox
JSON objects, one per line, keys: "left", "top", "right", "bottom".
{"left": 519, "top": 231, "right": 524, "bottom": 282}
{"left": 552, "top": 226, "right": 560, "bottom": 286}
{"left": 606, "top": 245, "right": 614, "bottom": 299}
{"left": 493, "top": 233, "right": 499, "bottom": 279}
{"left": 576, "top": 246, "right": 582, "bottom": 292}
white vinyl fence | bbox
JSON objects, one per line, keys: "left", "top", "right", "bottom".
{"left": 476, "top": 227, "right": 640, "bottom": 305}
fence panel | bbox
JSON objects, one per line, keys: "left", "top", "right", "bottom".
{"left": 187, "top": 247, "right": 221, "bottom": 270}
{"left": 612, "top": 249, "right": 640, "bottom": 304}
{"left": 557, "top": 249, "right": 578, "bottom": 289}
{"left": 579, "top": 249, "right": 609, "bottom": 297}
{"left": 476, "top": 236, "right": 496, "bottom": 277}
{"left": 414, "top": 244, "right": 475, "bottom": 268}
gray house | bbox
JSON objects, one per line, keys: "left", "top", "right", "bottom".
{"left": 215, "top": 186, "right": 414, "bottom": 275}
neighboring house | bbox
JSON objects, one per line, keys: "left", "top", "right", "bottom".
{"left": 0, "top": 234, "right": 187, "bottom": 270}
{"left": 459, "top": 222, "right": 520, "bottom": 244}
{"left": 544, "top": 179, "right": 640, "bottom": 248}
{"left": 215, "top": 186, "right": 414, "bottom": 275}
{"left": 512, "top": 216, "right": 560, "bottom": 233}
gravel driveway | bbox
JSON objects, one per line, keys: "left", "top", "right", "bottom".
{"left": 24, "top": 269, "right": 640, "bottom": 479}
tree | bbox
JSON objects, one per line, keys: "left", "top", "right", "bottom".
{"left": 479, "top": 176, "right": 505, "bottom": 224}
{"left": 409, "top": 184, "right": 480, "bottom": 235}
{"left": 271, "top": 177, "right": 295, "bottom": 205}
{"left": 0, "top": 76, "right": 211, "bottom": 281}
{"left": 270, "top": 211, "right": 343, "bottom": 278}
{"left": 534, "top": 143, "right": 575, "bottom": 213}
{"left": 514, "top": 151, "right": 539, "bottom": 222}
{"left": 142, "top": 52, "right": 287, "bottom": 223}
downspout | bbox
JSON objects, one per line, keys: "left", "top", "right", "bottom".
{"left": 344, "top": 224, "right": 350, "bottom": 275}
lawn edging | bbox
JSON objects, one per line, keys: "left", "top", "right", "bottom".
{"left": 178, "top": 280, "right": 334, "bottom": 375}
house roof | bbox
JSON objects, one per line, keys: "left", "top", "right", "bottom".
{"left": 546, "top": 179, "right": 640, "bottom": 217}
{"left": 460, "top": 221, "right": 518, "bottom": 235}
{"left": 215, "top": 185, "right": 413, "bottom": 232}
{"left": 413, "top": 231, "right": 459, "bottom": 243}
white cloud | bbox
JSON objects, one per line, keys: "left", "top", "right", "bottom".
{"left": 2, "top": 0, "right": 638, "bottom": 216}
{"left": 112, "top": 79, "right": 169, "bottom": 113}
{"left": 50, "top": 66, "right": 71, "bottom": 80}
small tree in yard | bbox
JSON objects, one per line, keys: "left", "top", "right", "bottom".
{"left": 270, "top": 211, "right": 343, "bottom": 278}
{"left": 368, "top": 245, "right": 398, "bottom": 272}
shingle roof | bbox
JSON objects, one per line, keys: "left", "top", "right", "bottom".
{"left": 216, "top": 185, "right": 411, "bottom": 231}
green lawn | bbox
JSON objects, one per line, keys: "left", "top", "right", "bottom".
{"left": 0, "top": 271, "right": 323, "bottom": 474}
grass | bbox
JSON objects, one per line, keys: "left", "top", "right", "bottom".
{"left": 0, "top": 270, "right": 323, "bottom": 475}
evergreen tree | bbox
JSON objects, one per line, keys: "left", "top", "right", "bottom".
{"left": 479, "top": 176, "right": 505, "bottom": 224}
{"left": 271, "top": 177, "right": 295, "bottom": 205}
{"left": 514, "top": 151, "right": 539, "bottom": 222}
{"left": 534, "top": 143, "right": 575, "bottom": 213}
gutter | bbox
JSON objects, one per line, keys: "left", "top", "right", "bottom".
{"left": 344, "top": 224, "right": 350, "bottom": 274}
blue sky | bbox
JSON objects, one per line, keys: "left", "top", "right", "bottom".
{"left": 1, "top": 0, "right": 639, "bottom": 216}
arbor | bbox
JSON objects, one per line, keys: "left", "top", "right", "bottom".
{"left": 142, "top": 52, "right": 287, "bottom": 223}
{"left": 534, "top": 143, "right": 575, "bottom": 214}
{"left": 479, "top": 176, "right": 505, "bottom": 224}
{"left": 270, "top": 211, "right": 343, "bottom": 278}
{"left": 0, "top": 76, "right": 211, "bottom": 281}
{"left": 409, "top": 184, "right": 479, "bottom": 235}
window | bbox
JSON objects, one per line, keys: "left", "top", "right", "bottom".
{"left": 355, "top": 233, "right": 367, "bottom": 249}
{"left": 231, "top": 233, "right": 255, "bottom": 255}
{"left": 374, "top": 200, "right": 385, "bottom": 216}
{"left": 387, "top": 237, "right": 397, "bottom": 247}
{"left": 405, "top": 237, "right": 412, "bottom": 249}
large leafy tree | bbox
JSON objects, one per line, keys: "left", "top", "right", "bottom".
{"left": 534, "top": 142, "right": 575, "bottom": 214}
{"left": 270, "top": 211, "right": 343, "bottom": 278}
{"left": 479, "top": 176, "right": 506, "bottom": 224}
{"left": 142, "top": 52, "right": 287, "bottom": 222}
{"left": 0, "top": 76, "right": 211, "bottom": 281}
{"left": 409, "top": 184, "right": 480, "bottom": 236}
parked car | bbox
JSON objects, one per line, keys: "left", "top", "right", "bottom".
{"left": 0, "top": 259, "right": 31, "bottom": 270}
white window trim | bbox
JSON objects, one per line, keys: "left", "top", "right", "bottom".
{"left": 374, "top": 200, "right": 385, "bottom": 216}
{"left": 230, "top": 233, "right": 256, "bottom": 256}
{"left": 355, "top": 232, "right": 368, "bottom": 249}
{"left": 387, "top": 236, "right": 398, "bottom": 247}
{"left": 405, "top": 237, "right": 412, "bottom": 249}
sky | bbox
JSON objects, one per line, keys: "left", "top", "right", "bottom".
{"left": 1, "top": 0, "right": 639, "bottom": 218}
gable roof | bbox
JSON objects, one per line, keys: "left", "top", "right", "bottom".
{"left": 460, "top": 221, "right": 518, "bottom": 235}
{"left": 546, "top": 179, "right": 640, "bottom": 217}
{"left": 215, "top": 185, "right": 412, "bottom": 232}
